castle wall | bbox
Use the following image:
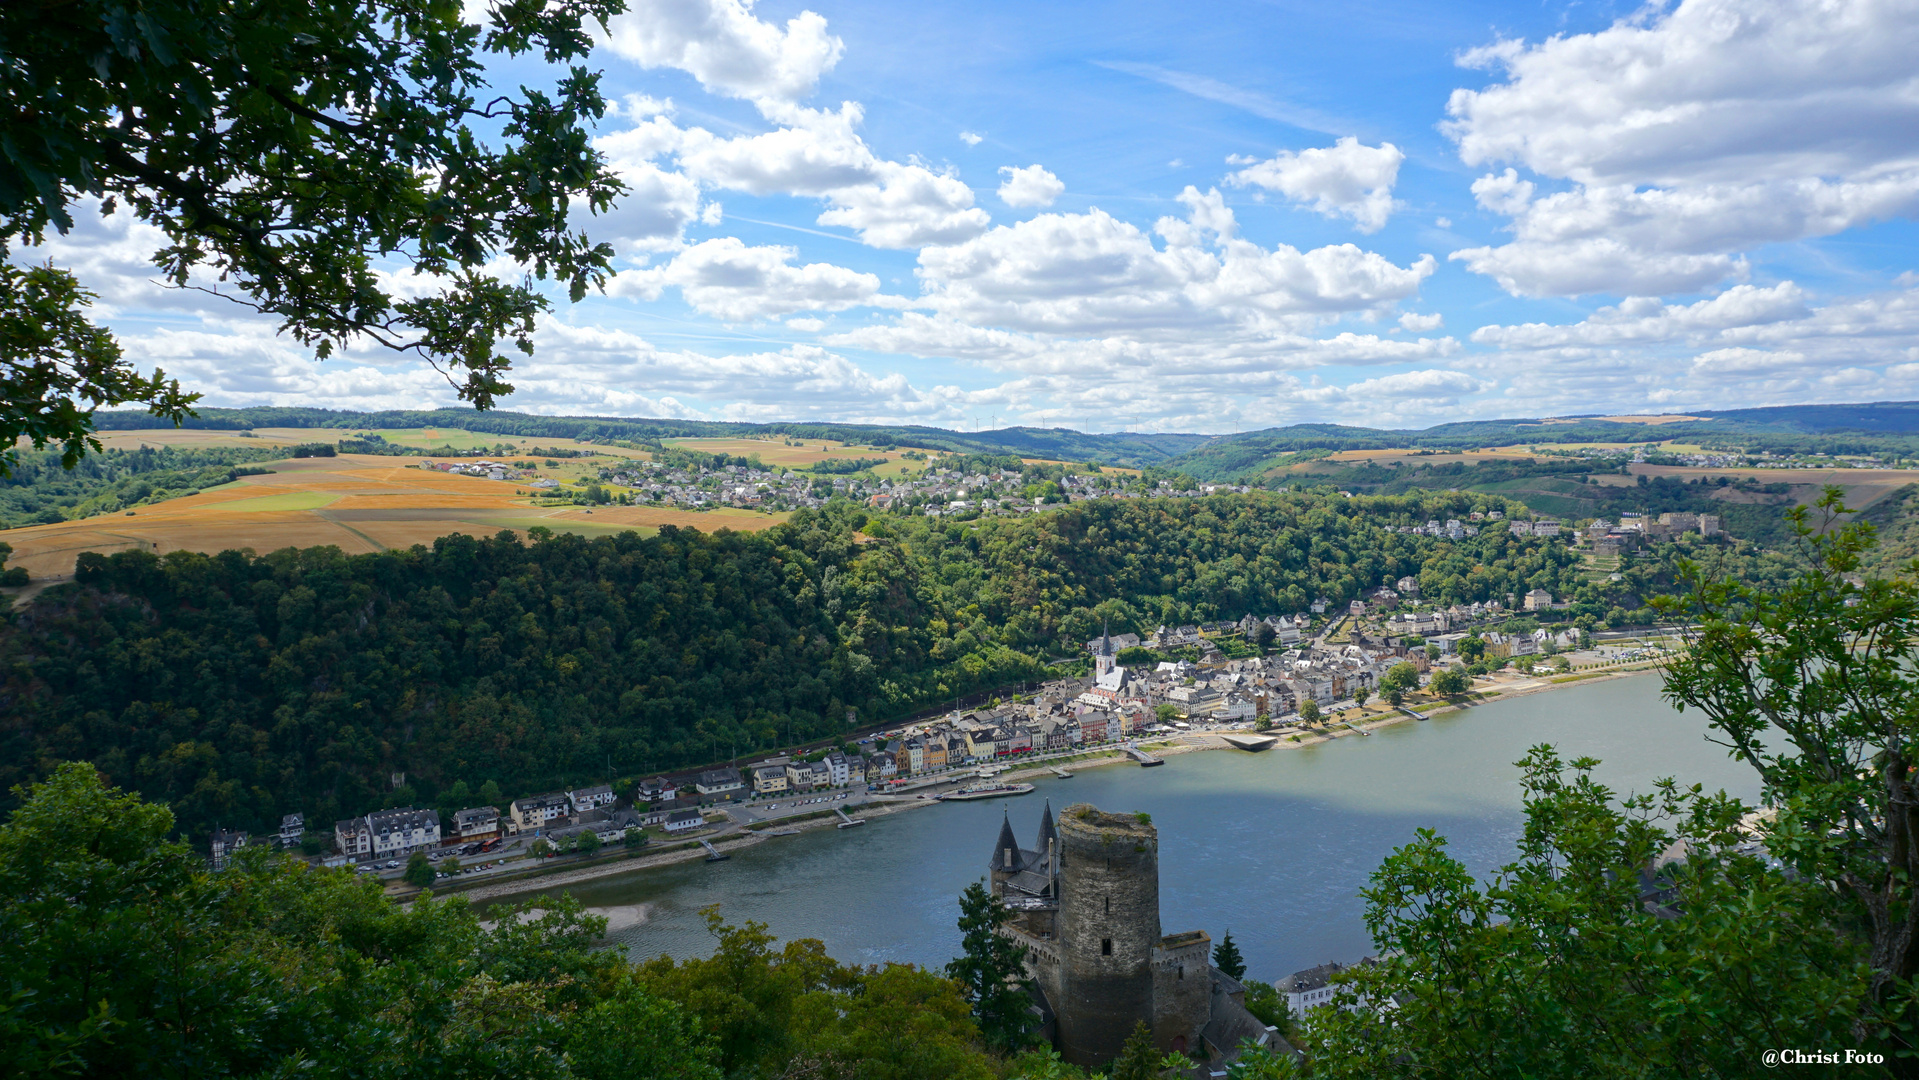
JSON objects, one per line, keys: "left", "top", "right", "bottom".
{"left": 1152, "top": 932, "right": 1213, "bottom": 1055}
{"left": 1053, "top": 805, "right": 1161, "bottom": 1066}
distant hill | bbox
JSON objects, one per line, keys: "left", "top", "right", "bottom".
{"left": 92, "top": 400, "right": 1919, "bottom": 477}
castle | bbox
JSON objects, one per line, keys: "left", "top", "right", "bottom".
{"left": 988, "top": 802, "right": 1284, "bottom": 1067}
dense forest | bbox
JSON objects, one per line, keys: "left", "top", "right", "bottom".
{"left": 0, "top": 491, "right": 1592, "bottom": 837}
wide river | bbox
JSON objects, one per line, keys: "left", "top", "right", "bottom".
{"left": 495, "top": 674, "right": 1760, "bottom": 984}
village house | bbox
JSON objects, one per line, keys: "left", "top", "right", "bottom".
{"left": 566, "top": 784, "right": 616, "bottom": 815}
{"left": 453, "top": 806, "right": 501, "bottom": 840}
{"left": 509, "top": 792, "right": 572, "bottom": 832}
{"left": 694, "top": 767, "right": 745, "bottom": 801}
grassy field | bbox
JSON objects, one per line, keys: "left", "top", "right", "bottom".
{"left": 0, "top": 450, "right": 788, "bottom": 579}
{"left": 664, "top": 436, "right": 922, "bottom": 476}
{"left": 1627, "top": 464, "right": 1919, "bottom": 512}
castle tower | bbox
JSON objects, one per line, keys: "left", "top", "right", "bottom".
{"left": 990, "top": 812, "right": 1025, "bottom": 893}
{"left": 1053, "top": 803, "right": 1160, "bottom": 1065}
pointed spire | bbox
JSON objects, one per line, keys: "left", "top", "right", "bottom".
{"left": 1036, "top": 799, "right": 1057, "bottom": 851}
{"left": 1099, "top": 619, "right": 1114, "bottom": 657}
{"left": 992, "top": 812, "right": 1024, "bottom": 873}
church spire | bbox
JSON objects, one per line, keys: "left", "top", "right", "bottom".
{"left": 1098, "top": 619, "right": 1114, "bottom": 657}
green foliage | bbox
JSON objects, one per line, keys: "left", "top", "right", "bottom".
{"left": 1108, "top": 1021, "right": 1167, "bottom": 1080}
{"left": 1214, "top": 930, "right": 1246, "bottom": 980}
{"left": 1298, "top": 699, "right": 1321, "bottom": 722}
{"left": 577, "top": 829, "right": 601, "bottom": 856}
{"left": 403, "top": 850, "right": 434, "bottom": 887}
{"left": 1296, "top": 747, "right": 1869, "bottom": 1076}
{"left": 1427, "top": 669, "right": 1469, "bottom": 696}
{"left": 945, "top": 880, "right": 1040, "bottom": 1052}
{"left": 1117, "top": 645, "right": 1159, "bottom": 667}
{"left": 1457, "top": 635, "right": 1486, "bottom": 662}
{"left": 1658, "top": 487, "right": 1919, "bottom": 1049}
{"left": 0, "top": 264, "right": 195, "bottom": 474}
{"left": 2, "top": 0, "right": 627, "bottom": 450}
{"left": 1380, "top": 662, "right": 1418, "bottom": 694}
{"left": 638, "top": 906, "right": 995, "bottom": 1079}
{"left": 0, "top": 762, "right": 717, "bottom": 1078}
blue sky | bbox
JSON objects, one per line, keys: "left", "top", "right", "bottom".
{"left": 44, "top": 0, "right": 1919, "bottom": 431}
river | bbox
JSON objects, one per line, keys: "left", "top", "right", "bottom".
{"left": 491, "top": 674, "right": 1760, "bottom": 984}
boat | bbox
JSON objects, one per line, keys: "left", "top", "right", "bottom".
{"left": 939, "top": 783, "right": 1036, "bottom": 801}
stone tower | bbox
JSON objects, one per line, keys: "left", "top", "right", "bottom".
{"left": 1053, "top": 804, "right": 1162, "bottom": 1064}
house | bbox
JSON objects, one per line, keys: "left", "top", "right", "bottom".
{"left": 209, "top": 828, "right": 248, "bottom": 871}
{"left": 923, "top": 738, "right": 950, "bottom": 771}
{"left": 824, "top": 751, "right": 853, "bottom": 786}
{"left": 277, "top": 813, "right": 304, "bottom": 849}
{"left": 638, "top": 776, "right": 680, "bottom": 803}
{"left": 334, "top": 817, "right": 372, "bottom": 860}
{"left": 663, "top": 808, "right": 705, "bottom": 834}
{"left": 694, "top": 767, "right": 745, "bottom": 800}
{"left": 753, "top": 765, "right": 789, "bottom": 795}
{"left": 1347, "top": 600, "right": 1367, "bottom": 616}
{"left": 453, "top": 806, "right": 501, "bottom": 840}
{"left": 1533, "top": 518, "right": 1561, "bottom": 538}
{"left": 1523, "top": 588, "right": 1553, "bottom": 611}
{"left": 567, "top": 784, "right": 616, "bottom": 815}
{"left": 1276, "top": 960, "right": 1382, "bottom": 1020}
{"left": 334, "top": 808, "right": 440, "bottom": 862}
{"left": 549, "top": 807, "right": 645, "bottom": 847}
{"left": 510, "top": 792, "right": 572, "bottom": 832}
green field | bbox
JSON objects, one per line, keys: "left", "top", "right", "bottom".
{"left": 202, "top": 491, "right": 342, "bottom": 512}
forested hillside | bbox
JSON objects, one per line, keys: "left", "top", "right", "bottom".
{"left": 0, "top": 491, "right": 1585, "bottom": 837}
{"left": 0, "top": 444, "right": 286, "bottom": 526}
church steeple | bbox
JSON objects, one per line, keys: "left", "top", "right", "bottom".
{"left": 1097, "top": 620, "right": 1114, "bottom": 657}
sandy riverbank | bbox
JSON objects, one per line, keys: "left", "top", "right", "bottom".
{"left": 449, "top": 665, "right": 1665, "bottom": 905}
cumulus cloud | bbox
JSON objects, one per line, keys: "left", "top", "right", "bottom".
{"left": 1445, "top": 0, "right": 1919, "bottom": 296}
{"left": 998, "top": 165, "right": 1066, "bottom": 208}
{"left": 960, "top": 131, "right": 984, "bottom": 146}
{"left": 608, "top": 237, "right": 906, "bottom": 320}
{"left": 605, "top": 102, "right": 991, "bottom": 249}
{"left": 604, "top": 0, "right": 843, "bottom": 111}
{"left": 1227, "top": 137, "right": 1404, "bottom": 232}
{"left": 909, "top": 187, "right": 1434, "bottom": 337}
{"left": 1399, "top": 312, "right": 1444, "bottom": 332}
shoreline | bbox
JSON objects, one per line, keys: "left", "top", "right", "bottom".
{"left": 454, "top": 664, "right": 1666, "bottom": 906}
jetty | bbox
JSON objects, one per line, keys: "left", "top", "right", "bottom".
{"left": 1221, "top": 733, "right": 1279, "bottom": 752}
{"left": 835, "top": 808, "right": 865, "bottom": 829}
{"left": 1125, "top": 747, "right": 1164, "bottom": 767}
{"left": 699, "top": 839, "right": 729, "bottom": 861}
{"left": 940, "top": 783, "right": 1036, "bottom": 801}
{"left": 1049, "top": 766, "right": 1072, "bottom": 779}
{"left": 1340, "top": 721, "right": 1373, "bottom": 737}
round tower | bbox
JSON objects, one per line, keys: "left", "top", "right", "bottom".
{"left": 1053, "top": 803, "right": 1161, "bottom": 1066}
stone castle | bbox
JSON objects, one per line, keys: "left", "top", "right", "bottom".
{"left": 988, "top": 802, "right": 1283, "bottom": 1067}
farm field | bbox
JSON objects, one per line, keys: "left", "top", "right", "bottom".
{"left": 663, "top": 436, "right": 922, "bottom": 476}
{"left": 0, "top": 452, "right": 787, "bottom": 580}
{"left": 80, "top": 426, "right": 651, "bottom": 460}
{"left": 1626, "top": 464, "right": 1919, "bottom": 512}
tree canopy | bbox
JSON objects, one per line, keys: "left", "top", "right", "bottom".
{"left": 0, "top": 0, "right": 626, "bottom": 463}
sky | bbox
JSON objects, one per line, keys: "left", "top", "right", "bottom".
{"left": 36, "top": 0, "right": 1919, "bottom": 432}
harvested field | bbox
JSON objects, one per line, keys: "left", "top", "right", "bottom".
{"left": 0, "top": 452, "right": 787, "bottom": 579}
{"left": 665, "top": 436, "right": 913, "bottom": 471}
{"left": 1628, "top": 464, "right": 1919, "bottom": 512}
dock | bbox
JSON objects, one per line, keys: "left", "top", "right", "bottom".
{"left": 1049, "top": 766, "right": 1072, "bottom": 779}
{"left": 1125, "top": 747, "right": 1164, "bottom": 767}
{"left": 939, "top": 783, "right": 1036, "bottom": 801}
{"left": 1221, "top": 733, "right": 1279, "bottom": 752}
{"left": 835, "top": 808, "right": 865, "bottom": 829}
{"left": 1340, "top": 722, "right": 1373, "bottom": 737}
{"left": 699, "top": 839, "right": 729, "bottom": 861}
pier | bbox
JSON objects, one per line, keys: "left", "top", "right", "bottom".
{"left": 1049, "top": 766, "right": 1072, "bottom": 778}
{"left": 835, "top": 808, "right": 865, "bottom": 829}
{"left": 1125, "top": 747, "right": 1164, "bottom": 767}
{"left": 700, "top": 839, "right": 729, "bottom": 861}
{"left": 1340, "top": 722, "right": 1373, "bottom": 737}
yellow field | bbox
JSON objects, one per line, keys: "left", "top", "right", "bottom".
{"left": 0, "top": 452, "right": 789, "bottom": 580}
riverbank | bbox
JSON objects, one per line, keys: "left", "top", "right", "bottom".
{"left": 451, "top": 664, "right": 1670, "bottom": 907}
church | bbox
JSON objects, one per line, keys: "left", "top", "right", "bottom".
{"left": 987, "top": 802, "right": 1287, "bottom": 1067}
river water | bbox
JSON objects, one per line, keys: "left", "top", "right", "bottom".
{"left": 495, "top": 674, "right": 1760, "bottom": 984}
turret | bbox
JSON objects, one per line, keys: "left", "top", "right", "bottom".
{"left": 1053, "top": 804, "right": 1160, "bottom": 1065}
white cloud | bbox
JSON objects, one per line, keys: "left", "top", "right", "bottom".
{"left": 909, "top": 187, "right": 1433, "bottom": 338}
{"left": 960, "top": 131, "right": 984, "bottom": 146}
{"left": 1444, "top": 0, "right": 1919, "bottom": 297}
{"left": 1471, "top": 283, "right": 1810, "bottom": 349}
{"left": 616, "top": 103, "right": 992, "bottom": 249}
{"left": 609, "top": 237, "right": 904, "bottom": 321}
{"left": 1303, "top": 368, "right": 1485, "bottom": 403}
{"left": 1399, "top": 312, "right": 1444, "bottom": 332}
{"left": 603, "top": 0, "right": 843, "bottom": 111}
{"left": 1227, "top": 137, "right": 1404, "bottom": 233}
{"left": 786, "top": 317, "right": 825, "bottom": 331}
{"left": 998, "top": 165, "right": 1066, "bottom": 209}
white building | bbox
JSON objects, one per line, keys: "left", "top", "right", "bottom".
{"left": 336, "top": 807, "right": 441, "bottom": 862}
{"left": 509, "top": 792, "right": 571, "bottom": 831}
{"left": 567, "top": 784, "right": 616, "bottom": 815}
{"left": 663, "top": 808, "right": 705, "bottom": 834}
